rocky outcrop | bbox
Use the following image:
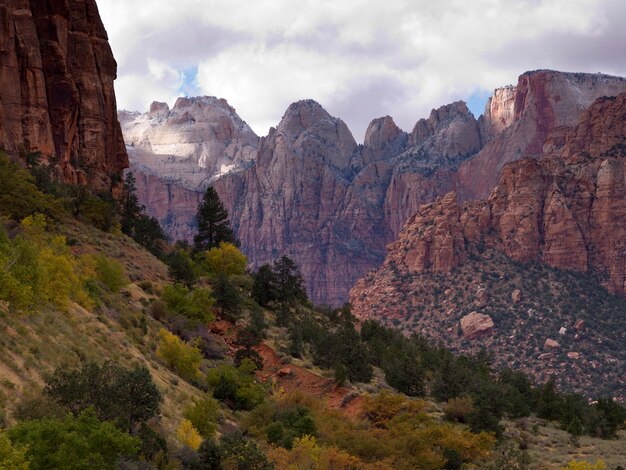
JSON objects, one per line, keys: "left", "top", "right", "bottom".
{"left": 350, "top": 93, "right": 626, "bottom": 396}
{"left": 120, "top": 96, "right": 259, "bottom": 190}
{"left": 0, "top": 0, "right": 128, "bottom": 189}
{"left": 460, "top": 312, "right": 494, "bottom": 339}
{"left": 127, "top": 71, "right": 626, "bottom": 305}
{"left": 456, "top": 70, "right": 626, "bottom": 200}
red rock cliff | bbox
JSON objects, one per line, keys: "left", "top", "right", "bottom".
{"left": 0, "top": 0, "right": 127, "bottom": 189}
{"left": 351, "top": 92, "right": 626, "bottom": 313}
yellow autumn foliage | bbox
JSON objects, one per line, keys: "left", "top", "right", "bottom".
{"left": 176, "top": 419, "right": 202, "bottom": 451}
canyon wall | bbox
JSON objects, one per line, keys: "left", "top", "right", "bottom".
{"left": 125, "top": 71, "right": 626, "bottom": 305}
{"left": 349, "top": 93, "right": 626, "bottom": 396}
{"left": 0, "top": 0, "right": 128, "bottom": 189}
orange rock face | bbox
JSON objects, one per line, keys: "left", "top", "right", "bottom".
{"left": 351, "top": 92, "right": 626, "bottom": 313}
{"left": 0, "top": 0, "right": 127, "bottom": 189}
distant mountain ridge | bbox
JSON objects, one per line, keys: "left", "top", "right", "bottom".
{"left": 121, "top": 70, "right": 626, "bottom": 305}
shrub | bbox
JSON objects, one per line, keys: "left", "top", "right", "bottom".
{"left": 0, "top": 430, "right": 29, "bottom": 470}
{"left": 161, "top": 283, "right": 215, "bottom": 324}
{"left": 176, "top": 419, "right": 202, "bottom": 451}
{"left": 164, "top": 249, "right": 197, "bottom": 287}
{"left": 44, "top": 361, "right": 161, "bottom": 433}
{"left": 206, "top": 360, "right": 265, "bottom": 410}
{"left": 0, "top": 151, "right": 61, "bottom": 220}
{"left": 183, "top": 395, "right": 220, "bottom": 438}
{"left": 156, "top": 329, "right": 203, "bottom": 382}
{"left": 8, "top": 408, "right": 139, "bottom": 469}
{"left": 201, "top": 242, "right": 247, "bottom": 277}
{"left": 444, "top": 397, "right": 475, "bottom": 423}
{"left": 94, "top": 255, "right": 129, "bottom": 293}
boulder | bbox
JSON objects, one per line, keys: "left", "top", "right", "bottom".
{"left": 511, "top": 289, "right": 522, "bottom": 303}
{"left": 475, "top": 287, "right": 489, "bottom": 308}
{"left": 277, "top": 368, "right": 293, "bottom": 377}
{"left": 460, "top": 312, "right": 494, "bottom": 340}
{"left": 544, "top": 339, "right": 560, "bottom": 349}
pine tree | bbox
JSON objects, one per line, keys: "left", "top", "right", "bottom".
{"left": 194, "top": 186, "right": 236, "bottom": 252}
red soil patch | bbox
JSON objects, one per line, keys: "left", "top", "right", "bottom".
{"left": 209, "top": 321, "right": 364, "bottom": 419}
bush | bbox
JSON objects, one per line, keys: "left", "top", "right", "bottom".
{"left": 44, "top": 361, "right": 161, "bottom": 433}
{"left": 94, "top": 255, "right": 129, "bottom": 293}
{"left": 206, "top": 360, "right": 265, "bottom": 410}
{"left": 161, "top": 284, "right": 215, "bottom": 324}
{"left": 176, "top": 419, "right": 203, "bottom": 451}
{"left": 0, "top": 151, "right": 61, "bottom": 221}
{"left": 201, "top": 242, "right": 247, "bottom": 277}
{"left": 8, "top": 408, "right": 139, "bottom": 469}
{"left": 219, "top": 431, "right": 272, "bottom": 470}
{"left": 444, "top": 397, "right": 475, "bottom": 423}
{"left": 183, "top": 395, "right": 221, "bottom": 438}
{"left": 164, "top": 249, "right": 197, "bottom": 287}
{"left": 156, "top": 329, "right": 203, "bottom": 382}
{"left": 0, "top": 430, "right": 29, "bottom": 469}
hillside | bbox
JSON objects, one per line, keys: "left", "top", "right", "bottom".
{"left": 351, "top": 93, "right": 626, "bottom": 398}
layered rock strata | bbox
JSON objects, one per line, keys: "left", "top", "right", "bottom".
{"left": 126, "top": 71, "right": 626, "bottom": 305}
{"left": 0, "top": 0, "right": 128, "bottom": 189}
{"left": 349, "top": 93, "right": 626, "bottom": 395}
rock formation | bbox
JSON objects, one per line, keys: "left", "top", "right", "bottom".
{"left": 0, "top": 0, "right": 128, "bottom": 189}
{"left": 120, "top": 96, "right": 259, "bottom": 191}
{"left": 125, "top": 71, "right": 626, "bottom": 305}
{"left": 460, "top": 312, "right": 494, "bottom": 340}
{"left": 350, "top": 93, "right": 626, "bottom": 395}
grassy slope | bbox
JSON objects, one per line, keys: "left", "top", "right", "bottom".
{"left": 0, "top": 220, "right": 201, "bottom": 438}
{"left": 1, "top": 220, "right": 624, "bottom": 469}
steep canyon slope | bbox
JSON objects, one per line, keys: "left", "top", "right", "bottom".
{"left": 0, "top": 0, "right": 128, "bottom": 189}
{"left": 350, "top": 93, "right": 626, "bottom": 396}
{"left": 123, "top": 71, "right": 626, "bottom": 305}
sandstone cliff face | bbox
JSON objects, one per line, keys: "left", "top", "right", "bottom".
{"left": 121, "top": 96, "right": 259, "bottom": 190}
{"left": 349, "top": 93, "right": 626, "bottom": 396}
{"left": 126, "top": 71, "right": 626, "bottom": 305}
{"left": 0, "top": 0, "right": 127, "bottom": 189}
{"left": 456, "top": 70, "right": 626, "bottom": 200}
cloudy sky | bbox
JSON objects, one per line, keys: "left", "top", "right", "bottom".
{"left": 99, "top": 0, "right": 626, "bottom": 141}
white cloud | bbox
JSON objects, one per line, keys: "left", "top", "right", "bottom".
{"left": 99, "top": 0, "right": 626, "bottom": 140}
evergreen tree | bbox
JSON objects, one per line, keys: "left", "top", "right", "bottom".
{"left": 213, "top": 274, "right": 243, "bottom": 321}
{"left": 273, "top": 256, "right": 307, "bottom": 304}
{"left": 119, "top": 172, "right": 167, "bottom": 255}
{"left": 194, "top": 187, "right": 236, "bottom": 252}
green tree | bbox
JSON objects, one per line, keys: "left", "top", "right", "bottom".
{"left": 273, "top": 256, "right": 307, "bottom": 304}
{"left": 119, "top": 172, "right": 167, "bottom": 256}
{"left": 194, "top": 186, "right": 236, "bottom": 252}
{"left": 251, "top": 264, "right": 277, "bottom": 307}
{"left": 44, "top": 361, "right": 161, "bottom": 433}
{"left": 213, "top": 274, "right": 243, "bottom": 321}
{"left": 0, "top": 152, "right": 60, "bottom": 221}
{"left": 8, "top": 409, "right": 139, "bottom": 470}
{"left": 164, "top": 249, "right": 197, "bottom": 287}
